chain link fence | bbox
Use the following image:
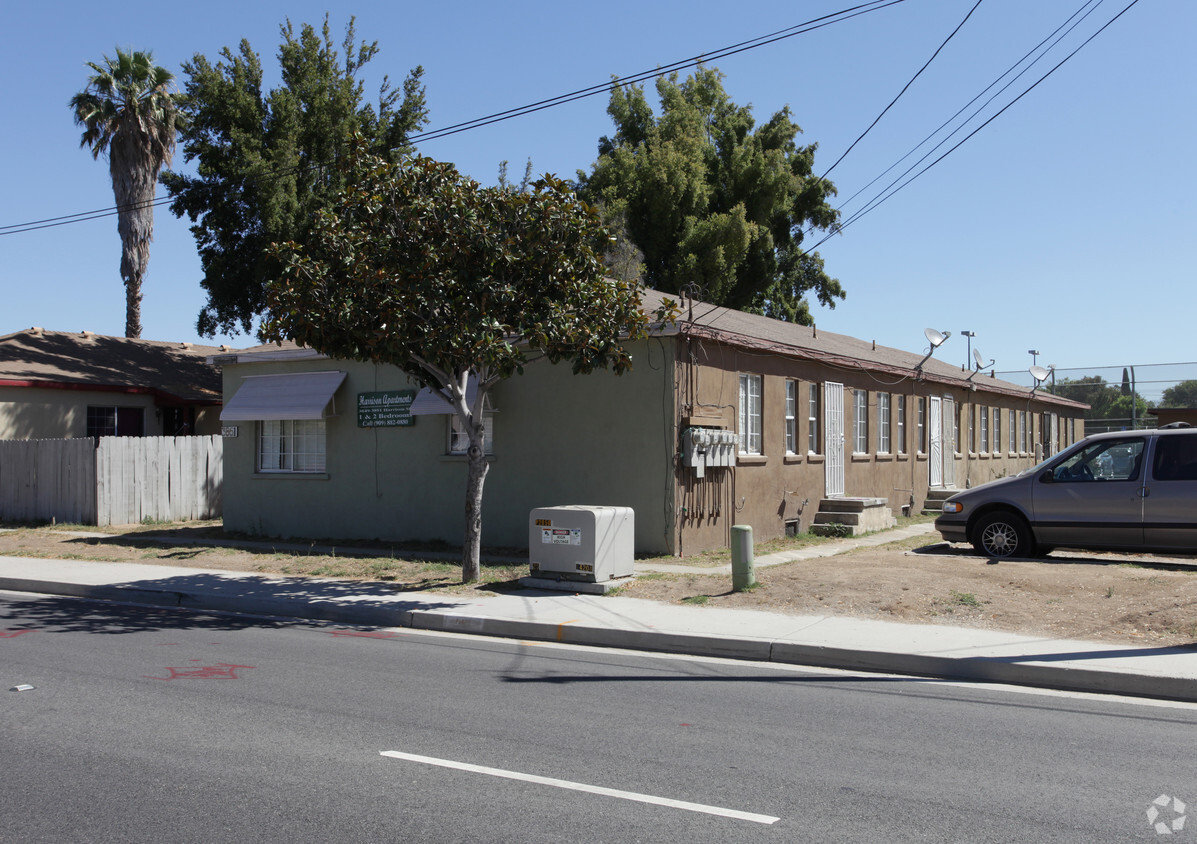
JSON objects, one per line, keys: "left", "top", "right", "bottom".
{"left": 994, "top": 362, "right": 1197, "bottom": 435}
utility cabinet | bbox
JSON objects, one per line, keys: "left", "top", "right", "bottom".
{"left": 529, "top": 505, "right": 634, "bottom": 582}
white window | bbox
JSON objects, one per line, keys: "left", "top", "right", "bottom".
{"left": 853, "top": 389, "right": 869, "bottom": 454}
{"left": 980, "top": 406, "right": 989, "bottom": 453}
{"left": 877, "top": 393, "right": 891, "bottom": 453}
{"left": 992, "top": 408, "right": 1001, "bottom": 455}
{"left": 968, "top": 404, "right": 976, "bottom": 452}
{"left": 785, "top": 380, "right": 797, "bottom": 454}
{"left": 449, "top": 411, "right": 494, "bottom": 455}
{"left": 1019, "top": 411, "right": 1028, "bottom": 452}
{"left": 896, "top": 395, "right": 906, "bottom": 454}
{"left": 258, "top": 419, "right": 326, "bottom": 473}
{"left": 1008, "top": 410, "right": 1017, "bottom": 453}
{"left": 807, "top": 383, "right": 820, "bottom": 454}
{"left": 738, "top": 374, "right": 762, "bottom": 455}
{"left": 917, "top": 397, "right": 926, "bottom": 453}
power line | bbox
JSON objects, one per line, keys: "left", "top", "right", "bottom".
{"left": 0, "top": 0, "right": 905, "bottom": 238}
{"left": 817, "top": 0, "right": 984, "bottom": 183}
{"left": 831, "top": 0, "right": 1105, "bottom": 215}
{"left": 812, "top": 0, "right": 1141, "bottom": 248}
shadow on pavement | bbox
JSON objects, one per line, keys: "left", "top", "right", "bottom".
{"left": 1, "top": 571, "right": 466, "bottom": 633}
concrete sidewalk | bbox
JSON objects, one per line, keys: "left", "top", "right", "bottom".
{"left": 1, "top": 533, "right": 1195, "bottom": 703}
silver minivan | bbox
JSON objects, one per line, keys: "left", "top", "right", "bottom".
{"left": 935, "top": 424, "right": 1197, "bottom": 557}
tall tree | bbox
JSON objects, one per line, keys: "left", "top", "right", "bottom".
{"left": 1160, "top": 380, "right": 1197, "bottom": 408}
{"left": 162, "top": 16, "right": 428, "bottom": 337}
{"left": 262, "top": 141, "right": 677, "bottom": 582}
{"left": 71, "top": 48, "right": 183, "bottom": 339}
{"left": 577, "top": 66, "right": 843, "bottom": 323}
{"left": 1051, "top": 375, "right": 1152, "bottom": 427}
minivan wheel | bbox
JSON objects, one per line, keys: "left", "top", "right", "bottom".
{"left": 972, "top": 512, "right": 1032, "bottom": 558}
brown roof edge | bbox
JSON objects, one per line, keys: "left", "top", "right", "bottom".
{"left": 680, "top": 323, "right": 1089, "bottom": 410}
{"left": 0, "top": 378, "right": 221, "bottom": 406}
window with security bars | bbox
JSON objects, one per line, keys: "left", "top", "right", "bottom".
{"left": 877, "top": 393, "right": 890, "bottom": 453}
{"left": 917, "top": 398, "right": 926, "bottom": 453}
{"left": 896, "top": 395, "right": 906, "bottom": 454}
{"left": 738, "top": 374, "right": 762, "bottom": 454}
{"left": 258, "top": 419, "right": 326, "bottom": 473}
{"left": 992, "top": 408, "right": 1001, "bottom": 455}
{"left": 853, "top": 389, "right": 869, "bottom": 454}
{"left": 807, "top": 383, "right": 820, "bottom": 454}
{"left": 1008, "top": 410, "right": 1017, "bottom": 452}
{"left": 785, "top": 381, "right": 797, "bottom": 454}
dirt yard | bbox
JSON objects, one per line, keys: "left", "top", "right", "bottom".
{"left": 1, "top": 520, "right": 1195, "bottom": 647}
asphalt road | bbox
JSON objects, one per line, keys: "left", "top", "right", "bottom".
{"left": 3, "top": 590, "right": 1196, "bottom": 843}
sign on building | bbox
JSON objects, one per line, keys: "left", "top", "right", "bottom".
{"left": 357, "top": 390, "right": 416, "bottom": 428}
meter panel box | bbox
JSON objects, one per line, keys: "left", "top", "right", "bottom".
{"left": 529, "top": 505, "right": 634, "bottom": 582}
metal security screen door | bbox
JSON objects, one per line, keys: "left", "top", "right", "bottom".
{"left": 942, "top": 397, "right": 956, "bottom": 488}
{"left": 825, "top": 382, "right": 845, "bottom": 497}
{"left": 929, "top": 395, "right": 944, "bottom": 488}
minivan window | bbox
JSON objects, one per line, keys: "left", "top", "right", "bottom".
{"left": 1050, "top": 439, "right": 1144, "bottom": 483}
{"left": 1152, "top": 436, "right": 1197, "bottom": 481}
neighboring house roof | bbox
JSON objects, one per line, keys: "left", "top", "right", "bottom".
{"left": 210, "top": 287, "right": 1087, "bottom": 411}
{"left": 0, "top": 327, "right": 226, "bottom": 404}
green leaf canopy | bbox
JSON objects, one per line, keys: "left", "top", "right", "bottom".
{"left": 578, "top": 66, "right": 843, "bottom": 324}
{"left": 162, "top": 16, "right": 428, "bottom": 337}
{"left": 262, "top": 142, "right": 673, "bottom": 389}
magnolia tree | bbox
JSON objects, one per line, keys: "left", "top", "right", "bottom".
{"left": 262, "top": 142, "right": 677, "bottom": 582}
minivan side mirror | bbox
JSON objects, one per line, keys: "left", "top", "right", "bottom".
{"left": 1039, "top": 470, "right": 1055, "bottom": 484}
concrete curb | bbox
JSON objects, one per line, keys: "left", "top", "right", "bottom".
{"left": 4, "top": 574, "right": 1194, "bottom": 704}
{"left": 408, "top": 610, "right": 1197, "bottom": 703}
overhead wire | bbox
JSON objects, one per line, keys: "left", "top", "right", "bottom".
{"left": 810, "top": 0, "right": 1142, "bottom": 249}
{"left": 0, "top": 0, "right": 905, "bottom": 238}
{"left": 831, "top": 0, "right": 1106, "bottom": 215}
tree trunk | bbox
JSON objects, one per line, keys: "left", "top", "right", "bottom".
{"left": 124, "top": 278, "right": 143, "bottom": 340}
{"left": 111, "top": 135, "right": 157, "bottom": 340}
{"left": 462, "top": 442, "right": 488, "bottom": 583}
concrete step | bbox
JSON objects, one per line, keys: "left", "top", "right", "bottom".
{"left": 810, "top": 497, "right": 896, "bottom": 536}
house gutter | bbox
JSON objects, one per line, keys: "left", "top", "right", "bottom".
{"left": 0, "top": 378, "right": 221, "bottom": 406}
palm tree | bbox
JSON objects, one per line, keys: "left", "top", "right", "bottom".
{"left": 71, "top": 49, "right": 183, "bottom": 338}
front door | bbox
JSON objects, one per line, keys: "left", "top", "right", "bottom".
{"left": 824, "top": 382, "right": 845, "bottom": 497}
{"left": 929, "top": 396, "right": 943, "bottom": 488}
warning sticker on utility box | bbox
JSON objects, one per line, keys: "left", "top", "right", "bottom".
{"left": 542, "top": 528, "right": 581, "bottom": 546}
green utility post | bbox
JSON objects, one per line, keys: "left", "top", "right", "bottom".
{"left": 730, "top": 524, "right": 757, "bottom": 592}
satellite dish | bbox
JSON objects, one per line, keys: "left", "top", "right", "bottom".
{"left": 924, "top": 327, "right": 948, "bottom": 348}
{"left": 973, "top": 348, "right": 985, "bottom": 370}
{"left": 1029, "top": 365, "right": 1050, "bottom": 384}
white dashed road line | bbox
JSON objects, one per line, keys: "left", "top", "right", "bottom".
{"left": 380, "top": 750, "right": 780, "bottom": 825}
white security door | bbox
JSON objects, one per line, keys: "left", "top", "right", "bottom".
{"left": 942, "top": 396, "right": 956, "bottom": 488}
{"left": 824, "top": 381, "right": 845, "bottom": 497}
{"left": 929, "top": 395, "right": 944, "bottom": 488}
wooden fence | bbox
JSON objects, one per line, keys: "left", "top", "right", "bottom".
{"left": 0, "top": 436, "right": 222, "bottom": 526}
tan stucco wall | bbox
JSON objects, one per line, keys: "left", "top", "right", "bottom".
{"left": 0, "top": 386, "right": 159, "bottom": 439}
{"left": 219, "top": 338, "right": 676, "bottom": 554}
{"left": 0, "top": 385, "right": 220, "bottom": 440}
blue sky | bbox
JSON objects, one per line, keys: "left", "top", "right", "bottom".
{"left": 3, "top": 0, "right": 1193, "bottom": 398}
